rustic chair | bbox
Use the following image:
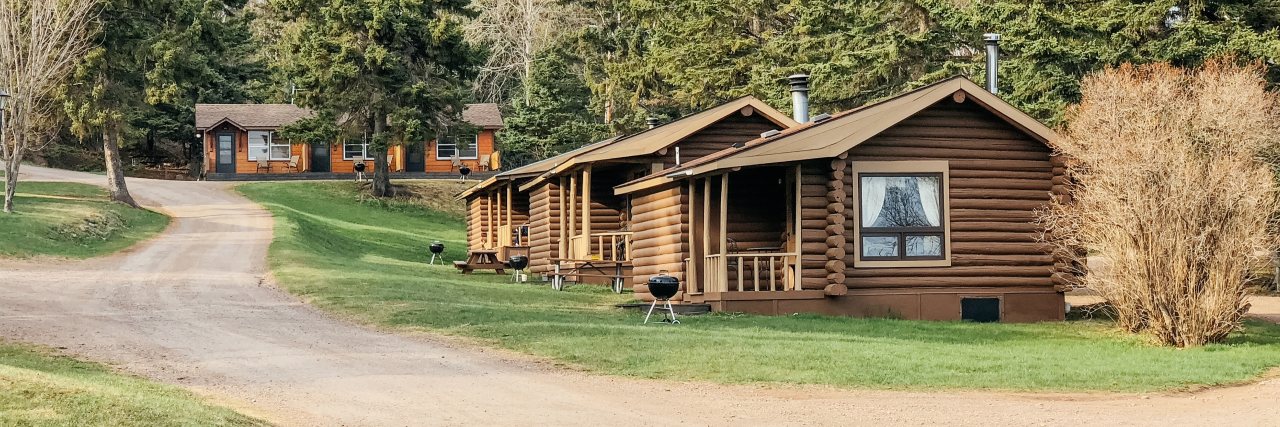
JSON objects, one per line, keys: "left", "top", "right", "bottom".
{"left": 255, "top": 158, "right": 269, "bottom": 173}
{"left": 479, "top": 154, "right": 491, "bottom": 171}
{"left": 387, "top": 154, "right": 396, "bottom": 172}
{"left": 450, "top": 154, "right": 462, "bottom": 172}
{"left": 287, "top": 155, "right": 301, "bottom": 173}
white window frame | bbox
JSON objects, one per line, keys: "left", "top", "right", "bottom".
{"left": 436, "top": 134, "right": 479, "bottom": 160}
{"left": 344, "top": 132, "right": 370, "bottom": 160}
{"left": 248, "top": 131, "right": 290, "bottom": 161}
{"left": 851, "top": 160, "right": 952, "bottom": 268}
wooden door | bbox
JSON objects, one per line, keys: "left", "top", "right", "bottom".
{"left": 215, "top": 133, "right": 234, "bottom": 173}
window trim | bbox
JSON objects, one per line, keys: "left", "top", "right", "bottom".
{"left": 851, "top": 161, "right": 951, "bottom": 268}
{"left": 436, "top": 134, "right": 479, "bottom": 160}
{"left": 343, "top": 132, "right": 370, "bottom": 161}
{"left": 247, "top": 131, "right": 291, "bottom": 161}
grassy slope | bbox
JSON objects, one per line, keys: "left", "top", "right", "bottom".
{"left": 0, "top": 182, "right": 169, "bottom": 258}
{"left": 239, "top": 181, "right": 1280, "bottom": 392}
{"left": 0, "top": 341, "right": 265, "bottom": 426}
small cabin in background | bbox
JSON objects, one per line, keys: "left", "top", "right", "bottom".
{"left": 196, "top": 103, "right": 503, "bottom": 176}
{"left": 615, "top": 77, "right": 1067, "bottom": 322}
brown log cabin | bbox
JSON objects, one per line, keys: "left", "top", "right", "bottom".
{"left": 614, "top": 77, "right": 1067, "bottom": 322}
{"left": 196, "top": 103, "right": 504, "bottom": 175}
{"left": 460, "top": 97, "right": 797, "bottom": 279}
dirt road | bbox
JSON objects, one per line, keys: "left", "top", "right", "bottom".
{"left": 2, "top": 165, "right": 1278, "bottom": 426}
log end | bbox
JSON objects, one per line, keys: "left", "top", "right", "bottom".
{"left": 824, "top": 283, "right": 848, "bottom": 296}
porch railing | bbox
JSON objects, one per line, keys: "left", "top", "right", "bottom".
{"left": 701, "top": 252, "right": 797, "bottom": 293}
{"left": 567, "top": 231, "right": 634, "bottom": 261}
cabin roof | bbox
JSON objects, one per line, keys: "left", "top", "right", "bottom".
{"left": 456, "top": 136, "right": 623, "bottom": 199}
{"left": 196, "top": 104, "right": 314, "bottom": 130}
{"left": 196, "top": 103, "right": 504, "bottom": 131}
{"left": 462, "top": 103, "right": 505, "bottom": 129}
{"left": 516, "top": 96, "right": 796, "bottom": 192}
{"left": 614, "top": 77, "right": 1058, "bottom": 194}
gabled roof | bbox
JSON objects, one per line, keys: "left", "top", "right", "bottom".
{"left": 196, "top": 104, "right": 314, "bottom": 130}
{"left": 517, "top": 96, "right": 796, "bottom": 192}
{"left": 615, "top": 76, "right": 1058, "bottom": 194}
{"left": 456, "top": 136, "right": 623, "bottom": 199}
{"left": 197, "top": 103, "right": 503, "bottom": 131}
{"left": 463, "top": 103, "right": 504, "bottom": 129}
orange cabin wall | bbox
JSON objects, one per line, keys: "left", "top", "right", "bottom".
{"left": 203, "top": 127, "right": 500, "bottom": 174}
{"left": 425, "top": 129, "right": 498, "bottom": 172}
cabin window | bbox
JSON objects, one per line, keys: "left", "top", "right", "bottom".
{"left": 852, "top": 161, "right": 951, "bottom": 268}
{"left": 248, "top": 131, "right": 290, "bottom": 161}
{"left": 436, "top": 135, "right": 479, "bottom": 160}
{"left": 344, "top": 132, "right": 370, "bottom": 160}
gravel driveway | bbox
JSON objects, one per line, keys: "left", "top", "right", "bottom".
{"left": 1, "top": 165, "right": 1278, "bottom": 426}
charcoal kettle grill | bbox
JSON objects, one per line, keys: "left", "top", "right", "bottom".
{"left": 508, "top": 255, "right": 529, "bottom": 282}
{"left": 644, "top": 274, "right": 681, "bottom": 324}
{"left": 428, "top": 241, "right": 445, "bottom": 265}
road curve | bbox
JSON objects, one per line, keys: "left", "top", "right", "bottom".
{"left": 1, "top": 165, "right": 1278, "bottom": 426}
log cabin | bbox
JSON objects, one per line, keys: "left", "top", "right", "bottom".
{"left": 510, "top": 97, "right": 798, "bottom": 281}
{"left": 614, "top": 76, "right": 1068, "bottom": 322}
{"left": 196, "top": 103, "right": 503, "bottom": 176}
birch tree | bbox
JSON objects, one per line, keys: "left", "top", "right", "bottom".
{"left": 0, "top": 0, "right": 98, "bottom": 213}
{"left": 465, "top": 0, "right": 590, "bottom": 104}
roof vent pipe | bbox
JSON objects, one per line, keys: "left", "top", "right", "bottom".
{"left": 788, "top": 74, "right": 810, "bottom": 123}
{"left": 646, "top": 117, "right": 660, "bottom": 129}
{"left": 983, "top": 33, "right": 1001, "bottom": 95}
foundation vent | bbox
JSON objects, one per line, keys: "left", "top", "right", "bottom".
{"left": 961, "top": 297, "right": 1001, "bottom": 323}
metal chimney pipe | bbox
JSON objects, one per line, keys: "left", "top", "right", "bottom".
{"left": 983, "top": 33, "right": 1001, "bottom": 95}
{"left": 646, "top": 117, "right": 660, "bottom": 129}
{"left": 788, "top": 74, "right": 810, "bottom": 123}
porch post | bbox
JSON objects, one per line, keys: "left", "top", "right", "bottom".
{"left": 558, "top": 176, "right": 567, "bottom": 258}
{"left": 721, "top": 173, "right": 732, "bottom": 294}
{"left": 582, "top": 165, "right": 592, "bottom": 257}
{"left": 687, "top": 180, "right": 699, "bottom": 294}
{"left": 568, "top": 172, "right": 577, "bottom": 258}
{"left": 702, "top": 177, "right": 713, "bottom": 292}
{"left": 506, "top": 184, "right": 512, "bottom": 230}
{"left": 794, "top": 165, "right": 803, "bottom": 291}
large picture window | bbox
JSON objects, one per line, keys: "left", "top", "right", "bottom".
{"left": 248, "top": 131, "right": 290, "bottom": 161}
{"left": 436, "top": 135, "right": 478, "bottom": 160}
{"left": 853, "top": 161, "right": 950, "bottom": 267}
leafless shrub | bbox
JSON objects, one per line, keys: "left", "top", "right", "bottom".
{"left": 1041, "top": 60, "right": 1280, "bottom": 347}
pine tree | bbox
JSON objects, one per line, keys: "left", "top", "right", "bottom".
{"left": 499, "top": 45, "right": 610, "bottom": 166}
{"left": 272, "top": 0, "right": 481, "bottom": 197}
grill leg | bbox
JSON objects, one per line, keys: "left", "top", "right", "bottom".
{"left": 663, "top": 300, "right": 679, "bottom": 324}
{"left": 644, "top": 300, "right": 659, "bottom": 324}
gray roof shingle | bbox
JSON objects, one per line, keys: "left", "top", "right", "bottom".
{"left": 197, "top": 103, "right": 503, "bottom": 130}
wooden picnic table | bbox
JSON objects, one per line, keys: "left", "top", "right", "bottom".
{"left": 549, "top": 258, "right": 630, "bottom": 293}
{"left": 454, "top": 249, "right": 505, "bottom": 274}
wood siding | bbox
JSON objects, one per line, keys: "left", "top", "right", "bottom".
{"left": 425, "top": 129, "right": 498, "bottom": 172}
{"left": 202, "top": 125, "right": 307, "bottom": 174}
{"left": 658, "top": 113, "right": 781, "bottom": 168}
{"left": 467, "top": 196, "right": 491, "bottom": 251}
{"left": 527, "top": 181, "right": 561, "bottom": 274}
{"left": 839, "top": 99, "right": 1058, "bottom": 291}
{"left": 629, "top": 183, "right": 688, "bottom": 300}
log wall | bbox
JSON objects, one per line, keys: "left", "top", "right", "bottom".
{"left": 527, "top": 181, "right": 561, "bottom": 274}
{"left": 466, "top": 195, "right": 490, "bottom": 251}
{"left": 658, "top": 113, "right": 782, "bottom": 168}
{"left": 839, "top": 98, "right": 1059, "bottom": 291}
{"left": 798, "top": 161, "right": 832, "bottom": 291}
{"left": 629, "top": 183, "right": 689, "bottom": 300}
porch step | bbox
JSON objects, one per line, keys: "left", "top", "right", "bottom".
{"left": 205, "top": 171, "right": 499, "bottom": 181}
{"left": 615, "top": 302, "right": 712, "bottom": 315}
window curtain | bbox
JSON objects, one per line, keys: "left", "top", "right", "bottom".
{"left": 860, "top": 177, "right": 888, "bottom": 227}
{"left": 916, "top": 176, "right": 941, "bottom": 226}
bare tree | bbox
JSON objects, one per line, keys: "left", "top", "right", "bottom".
{"left": 465, "top": 0, "right": 589, "bottom": 104}
{"left": 1041, "top": 59, "right": 1280, "bottom": 347}
{"left": 0, "top": 0, "right": 99, "bottom": 213}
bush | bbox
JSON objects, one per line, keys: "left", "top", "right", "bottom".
{"left": 1042, "top": 60, "right": 1280, "bottom": 347}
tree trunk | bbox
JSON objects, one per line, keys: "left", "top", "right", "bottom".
{"left": 371, "top": 111, "right": 392, "bottom": 197}
{"left": 3, "top": 160, "right": 17, "bottom": 213}
{"left": 103, "top": 120, "right": 139, "bottom": 207}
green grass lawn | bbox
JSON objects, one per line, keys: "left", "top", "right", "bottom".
{"left": 0, "top": 341, "right": 266, "bottom": 426}
{"left": 0, "top": 182, "right": 169, "bottom": 258}
{"left": 239, "top": 181, "right": 1280, "bottom": 392}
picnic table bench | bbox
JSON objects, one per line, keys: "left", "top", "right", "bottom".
{"left": 454, "top": 249, "right": 505, "bottom": 274}
{"left": 549, "top": 258, "right": 630, "bottom": 294}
